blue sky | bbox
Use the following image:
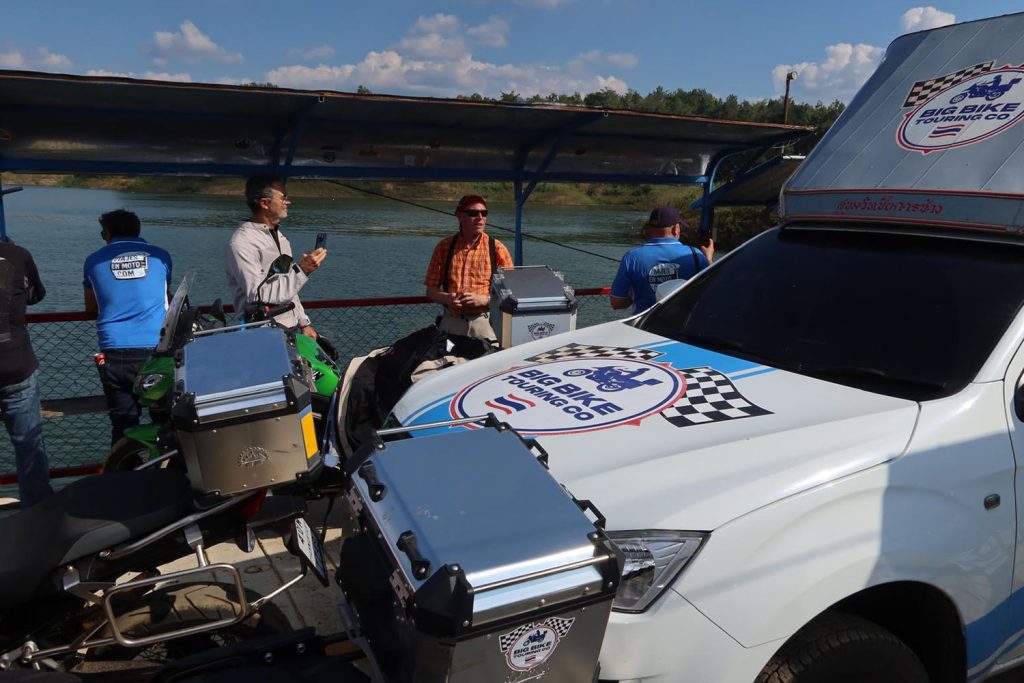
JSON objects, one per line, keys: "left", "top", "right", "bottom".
{"left": 1, "top": 1, "right": 1021, "bottom": 104}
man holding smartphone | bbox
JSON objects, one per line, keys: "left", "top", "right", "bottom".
{"left": 224, "top": 174, "right": 327, "bottom": 339}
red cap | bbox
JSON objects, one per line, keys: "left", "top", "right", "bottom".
{"left": 456, "top": 195, "right": 487, "bottom": 212}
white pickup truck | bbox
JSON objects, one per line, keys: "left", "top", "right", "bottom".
{"left": 393, "top": 12, "right": 1024, "bottom": 683}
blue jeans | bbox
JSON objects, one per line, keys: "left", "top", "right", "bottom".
{"left": 98, "top": 348, "right": 151, "bottom": 445}
{"left": 0, "top": 370, "right": 52, "bottom": 507}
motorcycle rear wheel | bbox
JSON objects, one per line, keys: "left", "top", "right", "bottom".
{"left": 80, "top": 582, "right": 291, "bottom": 671}
{"left": 102, "top": 437, "right": 157, "bottom": 472}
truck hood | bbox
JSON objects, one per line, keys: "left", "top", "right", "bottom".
{"left": 392, "top": 322, "right": 919, "bottom": 530}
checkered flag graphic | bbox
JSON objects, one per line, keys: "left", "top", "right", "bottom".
{"left": 545, "top": 617, "right": 575, "bottom": 638}
{"left": 902, "top": 61, "right": 993, "bottom": 108}
{"left": 499, "top": 624, "right": 533, "bottom": 653}
{"left": 498, "top": 618, "right": 576, "bottom": 653}
{"left": 661, "top": 367, "right": 771, "bottom": 428}
{"left": 525, "top": 343, "right": 663, "bottom": 363}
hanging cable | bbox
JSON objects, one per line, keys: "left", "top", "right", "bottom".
{"left": 320, "top": 179, "right": 621, "bottom": 263}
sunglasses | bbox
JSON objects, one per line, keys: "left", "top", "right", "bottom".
{"left": 460, "top": 209, "right": 488, "bottom": 217}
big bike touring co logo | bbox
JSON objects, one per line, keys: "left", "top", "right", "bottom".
{"left": 450, "top": 356, "right": 686, "bottom": 435}
{"left": 897, "top": 65, "right": 1024, "bottom": 154}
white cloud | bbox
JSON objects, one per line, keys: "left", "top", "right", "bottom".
{"left": 770, "top": 7, "right": 956, "bottom": 103}
{"left": 395, "top": 13, "right": 468, "bottom": 59}
{"left": 515, "top": 0, "right": 576, "bottom": 8}
{"left": 267, "top": 49, "right": 628, "bottom": 98}
{"left": 773, "top": 42, "right": 884, "bottom": 102}
{"left": 411, "top": 14, "right": 461, "bottom": 35}
{"left": 286, "top": 45, "right": 335, "bottom": 62}
{"left": 577, "top": 50, "right": 638, "bottom": 69}
{"left": 151, "top": 20, "right": 243, "bottom": 65}
{"left": 0, "top": 46, "right": 72, "bottom": 70}
{"left": 86, "top": 69, "right": 192, "bottom": 82}
{"left": 263, "top": 13, "right": 627, "bottom": 98}
{"left": 467, "top": 16, "right": 511, "bottom": 48}
{"left": 902, "top": 6, "right": 956, "bottom": 32}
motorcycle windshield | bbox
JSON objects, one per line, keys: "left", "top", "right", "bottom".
{"left": 154, "top": 271, "right": 194, "bottom": 354}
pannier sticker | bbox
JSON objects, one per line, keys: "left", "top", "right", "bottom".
{"left": 527, "top": 321, "right": 556, "bottom": 340}
{"left": 897, "top": 65, "right": 1024, "bottom": 154}
{"left": 239, "top": 446, "right": 271, "bottom": 467}
{"left": 500, "top": 617, "right": 574, "bottom": 672}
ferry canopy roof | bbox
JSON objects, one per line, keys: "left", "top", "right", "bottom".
{"left": 692, "top": 155, "right": 804, "bottom": 209}
{"left": 0, "top": 70, "right": 812, "bottom": 186}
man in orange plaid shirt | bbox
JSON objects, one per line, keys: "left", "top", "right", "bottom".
{"left": 424, "top": 195, "right": 513, "bottom": 343}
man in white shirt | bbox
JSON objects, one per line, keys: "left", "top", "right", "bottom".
{"left": 224, "top": 174, "right": 327, "bottom": 338}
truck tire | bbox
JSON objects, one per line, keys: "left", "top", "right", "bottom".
{"left": 98, "top": 582, "right": 292, "bottom": 663}
{"left": 755, "top": 612, "right": 928, "bottom": 683}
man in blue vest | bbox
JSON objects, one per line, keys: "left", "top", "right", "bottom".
{"left": 84, "top": 210, "right": 172, "bottom": 445}
{"left": 610, "top": 206, "right": 713, "bottom": 314}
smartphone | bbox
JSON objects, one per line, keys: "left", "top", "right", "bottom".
{"left": 314, "top": 232, "right": 328, "bottom": 251}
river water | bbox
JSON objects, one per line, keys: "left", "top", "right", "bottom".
{"left": 5, "top": 185, "right": 644, "bottom": 311}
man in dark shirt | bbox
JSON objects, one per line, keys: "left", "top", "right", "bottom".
{"left": 0, "top": 240, "right": 52, "bottom": 506}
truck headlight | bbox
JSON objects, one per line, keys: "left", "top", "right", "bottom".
{"left": 606, "top": 530, "right": 707, "bottom": 613}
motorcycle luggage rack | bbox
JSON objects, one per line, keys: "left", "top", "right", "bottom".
{"left": 22, "top": 564, "right": 253, "bottom": 663}
{"left": 375, "top": 413, "right": 503, "bottom": 438}
{"left": 346, "top": 414, "right": 552, "bottom": 479}
{"left": 101, "top": 563, "right": 250, "bottom": 648}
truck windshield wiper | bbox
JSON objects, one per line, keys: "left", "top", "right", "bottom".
{"left": 794, "top": 364, "right": 948, "bottom": 392}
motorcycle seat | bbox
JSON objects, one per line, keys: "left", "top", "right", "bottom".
{"left": 0, "top": 469, "right": 191, "bottom": 610}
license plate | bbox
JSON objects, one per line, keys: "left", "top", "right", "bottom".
{"left": 293, "top": 516, "right": 328, "bottom": 586}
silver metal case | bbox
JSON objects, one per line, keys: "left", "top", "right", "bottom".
{"left": 172, "top": 326, "right": 320, "bottom": 497}
{"left": 339, "top": 425, "right": 621, "bottom": 683}
{"left": 490, "top": 265, "right": 577, "bottom": 348}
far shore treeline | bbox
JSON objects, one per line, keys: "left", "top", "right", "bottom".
{"left": 1, "top": 85, "right": 845, "bottom": 250}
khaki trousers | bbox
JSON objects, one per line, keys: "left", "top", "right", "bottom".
{"left": 438, "top": 311, "right": 497, "bottom": 344}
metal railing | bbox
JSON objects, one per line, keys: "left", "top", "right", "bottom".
{"left": 0, "top": 288, "right": 617, "bottom": 484}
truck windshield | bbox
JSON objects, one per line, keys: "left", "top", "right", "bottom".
{"left": 639, "top": 228, "right": 1024, "bottom": 401}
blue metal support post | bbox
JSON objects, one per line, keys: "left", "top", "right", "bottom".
{"left": 514, "top": 180, "right": 524, "bottom": 265}
{"left": 0, "top": 179, "right": 24, "bottom": 242}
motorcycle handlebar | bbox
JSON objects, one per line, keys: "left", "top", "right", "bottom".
{"left": 246, "top": 301, "right": 296, "bottom": 322}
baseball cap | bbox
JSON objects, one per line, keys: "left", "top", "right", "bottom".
{"left": 647, "top": 206, "right": 680, "bottom": 228}
{"left": 457, "top": 195, "right": 487, "bottom": 211}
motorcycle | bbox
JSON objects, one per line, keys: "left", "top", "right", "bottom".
{"left": 1, "top": 276, "right": 336, "bottom": 677}
{"left": 102, "top": 275, "right": 341, "bottom": 473}
{"left": 562, "top": 364, "right": 663, "bottom": 391}
{"left": 949, "top": 73, "right": 1022, "bottom": 103}
{"left": 0, "top": 447, "right": 324, "bottom": 678}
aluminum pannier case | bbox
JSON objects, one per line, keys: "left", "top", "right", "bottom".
{"left": 171, "top": 326, "right": 320, "bottom": 498}
{"left": 489, "top": 265, "right": 577, "bottom": 348}
{"left": 338, "top": 421, "right": 622, "bottom": 683}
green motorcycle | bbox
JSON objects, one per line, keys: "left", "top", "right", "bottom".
{"left": 102, "top": 275, "right": 341, "bottom": 472}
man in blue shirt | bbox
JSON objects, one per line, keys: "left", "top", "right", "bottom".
{"left": 83, "top": 210, "right": 172, "bottom": 445}
{"left": 610, "top": 206, "right": 714, "bottom": 314}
